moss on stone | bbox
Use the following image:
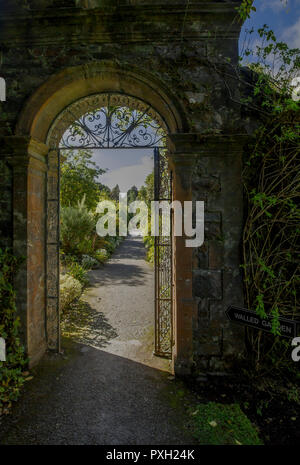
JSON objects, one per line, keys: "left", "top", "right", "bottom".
{"left": 190, "top": 402, "right": 263, "bottom": 445}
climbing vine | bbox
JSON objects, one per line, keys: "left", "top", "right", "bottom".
{"left": 242, "top": 102, "right": 299, "bottom": 373}
{"left": 237, "top": 10, "right": 300, "bottom": 373}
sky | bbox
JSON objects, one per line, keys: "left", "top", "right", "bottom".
{"left": 92, "top": 148, "right": 153, "bottom": 192}
{"left": 94, "top": 0, "right": 300, "bottom": 194}
{"left": 239, "top": 0, "right": 300, "bottom": 53}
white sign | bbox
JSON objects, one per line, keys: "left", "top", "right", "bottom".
{"left": 0, "top": 337, "right": 6, "bottom": 362}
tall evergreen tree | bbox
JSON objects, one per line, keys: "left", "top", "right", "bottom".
{"left": 111, "top": 184, "right": 120, "bottom": 201}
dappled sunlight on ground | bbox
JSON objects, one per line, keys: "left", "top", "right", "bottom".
{"left": 61, "top": 236, "right": 171, "bottom": 373}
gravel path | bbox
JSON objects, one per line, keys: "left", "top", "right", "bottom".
{"left": 80, "top": 236, "right": 170, "bottom": 371}
{"left": 0, "top": 237, "right": 197, "bottom": 445}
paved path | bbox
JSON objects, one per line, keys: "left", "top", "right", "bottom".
{"left": 80, "top": 236, "right": 170, "bottom": 371}
{"left": 0, "top": 237, "right": 197, "bottom": 445}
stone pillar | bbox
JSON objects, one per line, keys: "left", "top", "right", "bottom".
{"left": 46, "top": 149, "right": 60, "bottom": 352}
{"left": 168, "top": 133, "right": 248, "bottom": 375}
{"left": 168, "top": 134, "right": 198, "bottom": 376}
{"left": 192, "top": 134, "right": 248, "bottom": 372}
{"left": 1, "top": 136, "right": 48, "bottom": 367}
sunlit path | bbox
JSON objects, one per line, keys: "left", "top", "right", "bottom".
{"left": 80, "top": 236, "right": 170, "bottom": 372}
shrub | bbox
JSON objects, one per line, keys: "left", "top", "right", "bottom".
{"left": 59, "top": 274, "right": 82, "bottom": 312}
{"left": 67, "top": 261, "right": 89, "bottom": 286}
{"left": 81, "top": 254, "right": 99, "bottom": 270}
{"left": 76, "top": 237, "right": 95, "bottom": 256}
{"left": 101, "top": 236, "right": 123, "bottom": 255}
{"left": 93, "top": 249, "right": 108, "bottom": 263}
{"left": 144, "top": 236, "right": 154, "bottom": 263}
{"left": 60, "top": 198, "right": 95, "bottom": 256}
{"left": 0, "top": 248, "right": 27, "bottom": 412}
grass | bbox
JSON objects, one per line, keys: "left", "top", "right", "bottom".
{"left": 190, "top": 402, "right": 263, "bottom": 445}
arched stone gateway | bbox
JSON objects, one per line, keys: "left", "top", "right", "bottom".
{"left": 0, "top": 1, "right": 247, "bottom": 375}
{"left": 47, "top": 90, "right": 174, "bottom": 360}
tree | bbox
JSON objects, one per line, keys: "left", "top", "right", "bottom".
{"left": 138, "top": 185, "right": 147, "bottom": 202}
{"left": 60, "top": 149, "right": 106, "bottom": 210}
{"left": 111, "top": 184, "right": 120, "bottom": 201}
{"left": 138, "top": 172, "right": 154, "bottom": 204}
{"left": 127, "top": 185, "right": 138, "bottom": 204}
{"left": 98, "top": 183, "right": 111, "bottom": 198}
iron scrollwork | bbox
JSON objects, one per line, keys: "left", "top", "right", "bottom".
{"left": 57, "top": 93, "right": 166, "bottom": 149}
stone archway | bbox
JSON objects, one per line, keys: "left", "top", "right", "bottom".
{"left": 46, "top": 91, "right": 173, "bottom": 359}
{"left": 12, "top": 61, "right": 195, "bottom": 374}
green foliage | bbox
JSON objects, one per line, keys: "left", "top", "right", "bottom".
{"left": 102, "top": 236, "right": 121, "bottom": 255}
{"left": 127, "top": 185, "right": 139, "bottom": 223}
{"left": 236, "top": 0, "right": 256, "bottom": 21}
{"left": 110, "top": 184, "right": 120, "bottom": 201}
{"left": 59, "top": 155, "right": 123, "bottom": 318}
{"left": 241, "top": 24, "right": 300, "bottom": 85}
{"left": 81, "top": 255, "right": 99, "bottom": 270}
{"left": 0, "top": 248, "right": 27, "bottom": 412}
{"left": 93, "top": 249, "right": 108, "bottom": 263}
{"left": 190, "top": 402, "right": 262, "bottom": 445}
{"left": 60, "top": 274, "right": 82, "bottom": 313}
{"left": 60, "top": 196, "right": 96, "bottom": 256}
{"left": 127, "top": 185, "right": 138, "bottom": 204}
{"left": 138, "top": 172, "right": 154, "bottom": 204}
{"left": 138, "top": 172, "right": 155, "bottom": 263}
{"left": 240, "top": 25, "right": 300, "bottom": 373}
{"left": 98, "top": 183, "right": 111, "bottom": 198}
{"left": 60, "top": 150, "right": 105, "bottom": 210}
{"left": 143, "top": 236, "right": 155, "bottom": 263}
{"left": 66, "top": 260, "right": 89, "bottom": 286}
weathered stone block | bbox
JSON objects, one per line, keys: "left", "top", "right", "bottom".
{"left": 193, "top": 270, "right": 222, "bottom": 300}
{"left": 205, "top": 221, "right": 222, "bottom": 239}
{"left": 46, "top": 297, "right": 59, "bottom": 351}
{"left": 47, "top": 200, "right": 59, "bottom": 243}
{"left": 198, "top": 342, "right": 220, "bottom": 356}
{"left": 194, "top": 242, "right": 208, "bottom": 269}
{"left": 192, "top": 175, "right": 221, "bottom": 193}
{"left": 197, "top": 298, "right": 209, "bottom": 319}
{"left": 209, "top": 240, "right": 224, "bottom": 269}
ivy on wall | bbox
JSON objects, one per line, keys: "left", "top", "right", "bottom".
{"left": 242, "top": 102, "right": 299, "bottom": 373}
{"left": 0, "top": 249, "right": 27, "bottom": 414}
{"left": 238, "top": 18, "right": 300, "bottom": 373}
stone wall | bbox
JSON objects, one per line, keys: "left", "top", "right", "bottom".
{"left": 0, "top": 1, "right": 243, "bottom": 137}
{"left": 192, "top": 137, "right": 245, "bottom": 372}
{"left": 0, "top": 159, "right": 13, "bottom": 248}
{"left": 0, "top": 1, "right": 248, "bottom": 373}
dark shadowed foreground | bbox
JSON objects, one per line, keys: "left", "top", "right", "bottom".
{"left": 0, "top": 237, "right": 197, "bottom": 445}
{"left": 0, "top": 341, "right": 197, "bottom": 445}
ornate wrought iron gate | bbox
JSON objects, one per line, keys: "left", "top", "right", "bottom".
{"left": 154, "top": 147, "right": 173, "bottom": 358}
{"left": 49, "top": 92, "right": 173, "bottom": 359}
